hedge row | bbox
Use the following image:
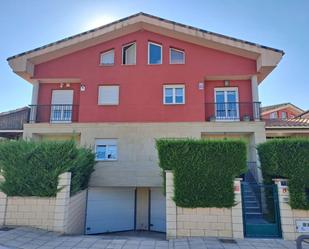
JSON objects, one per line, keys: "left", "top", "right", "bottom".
{"left": 156, "top": 139, "right": 247, "bottom": 208}
{"left": 258, "top": 138, "right": 309, "bottom": 210}
{"left": 0, "top": 140, "right": 95, "bottom": 197}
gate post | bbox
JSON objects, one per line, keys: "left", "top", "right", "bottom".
{"left": 165, "top": 170, "right": 177, "bottom": 239}
{"left": 273, "top": 179, "right": 295, "bottom": 240}
{"left": 232, "top": 178, "right": 244, "bottom": 239}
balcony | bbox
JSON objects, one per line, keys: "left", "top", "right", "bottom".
{"left": 29, "top": 105, "right": 79, "bottom": 123}
{"left": 205, "top": 102, "right": 261, "bottom": 121}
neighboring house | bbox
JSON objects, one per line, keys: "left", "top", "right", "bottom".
{"left": 261, "top": 103, "right": 303, "bottom": 120}
{"left": 7, "top": 13, "right": 283, "bottom": 234}
{"left": 265, "top": 118, "right": 309, "bottom": 138}
{"left": 0, "top": 107, "right": 29, "bottom": 139}
{"left": 261, "top": 103, "right": 309, "bottom": 138}
{"left": 261, "top": 103, "right": 304, "bottom": 120}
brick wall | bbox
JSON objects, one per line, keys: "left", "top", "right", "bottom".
{"left": 274, "top": 179, "right": 309, "bottom": 240}
{"left": 165, "top": 171, "right": 244, "bottom": 239}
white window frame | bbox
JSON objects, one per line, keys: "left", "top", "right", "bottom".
{"left": 169, "top": 48, "right": 185, "bottom": 64}
{"left": 270, "top": 112, "right": 278, "bottom": 119}
{"left": 163, "top": 84, "right": 185, "bottom": 105}
{"left": 214, "top": 87, "right": 239, "bottom": 121}
{"left": 122, "top": 42, "right": 136, "bottom": 65}
{"left": 148, "top": 42, "right": 162, "bottom": 65}
{"left": 100, "top": 49, "right": 114, "bottom": 66}
{"left": 98, "top": 85, "right": 119, "bottom": 105}
{"left": 281, "top": 111, "right": 287, "bottom": 120}
{"left": 95, "top": 139, "right": 118, "bottom": 161}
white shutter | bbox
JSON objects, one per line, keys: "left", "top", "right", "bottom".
{"left": 51, "top": 90, "right": 73, "bottom": 105}
{"left": 98, "top": 86, "right": 119, "bottom": 105}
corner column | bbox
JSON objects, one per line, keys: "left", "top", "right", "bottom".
{"left": 251, "top": 75, "right": 260, "bottom": 121}
{"left": 166, "top": 171, "right": 177, "bottom": 239}
{"left": 29, "top": 81, "right": 39, "bottom": 123}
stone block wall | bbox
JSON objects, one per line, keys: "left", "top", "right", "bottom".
{"left": 0, "top": 172, "right": 86, "bottom": 234}
{"left": 274, "top": 179, "right": 309, "bottom": 240}
{"left": 165, "top": 171, "right": 244, "bottom": 239}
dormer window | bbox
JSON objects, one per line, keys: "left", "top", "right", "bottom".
{"left": 148, "top": 42, "right": 162, "bottom": 64}
{"left": 170, "top": 48, "right": 185, "bottom": 64}
{"left": 100, "top": 49, "right": 114, "bottom": 65}
{"left": 122, "top": 42, "right": 136, "bottom": 65}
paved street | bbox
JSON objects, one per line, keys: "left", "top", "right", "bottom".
{"left": 0, "top": 227, "right": 308, "bottom": 249}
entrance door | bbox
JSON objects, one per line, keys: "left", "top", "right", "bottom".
{"left": 241, "top": 183, "right": 282, "bottom": 238}
{"left": 150, "top": 188, "right": 166, "bottom": 232}
{"left": 51, "top": 90, "right": 73, "bottom": 123}
{"left": 85, "top": 188, "right": 135, "bottom": 234}
{"left": 215, "top": 88, "right": 239, "bottom": 120}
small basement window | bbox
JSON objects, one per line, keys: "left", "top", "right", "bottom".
{"left": 100, "top": 49, "right": 114, "bottom": 65}
{"left": 122, "top": 42, "right": 136, "bottom": 65}
{"left": 95, "top": 139, "right": 118, "bottom": 161}
{"left": 170, "top": 48, "right": 185, "bottom": 64}
{"left": 148, "top": 42, "right": 162, "bottom": 64}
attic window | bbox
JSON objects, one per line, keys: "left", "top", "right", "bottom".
{"left": 170, "top": 48, "right": 185, "bottom": 64}
{"left": 100, "top": 49, "right": 114, "bottom": 65}
{"left": 122, "top": 42, "right": 136, "bottom": 65}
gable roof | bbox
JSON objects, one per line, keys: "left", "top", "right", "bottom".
{"left": 7, "top": 12, "right": 284, "bottom": 84}
{"left": 261, "top": 103, "right": 304, "bottom": 115}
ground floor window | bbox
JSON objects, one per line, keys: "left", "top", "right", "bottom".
{"left": 95, "top": 139, "right": 118, "bottom": 161}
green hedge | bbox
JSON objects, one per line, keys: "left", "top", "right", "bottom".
{"left": 156, "top": 139, "right": 247, "bottom": 208}
{"left": 258, "top": 139, "right": 309, "bottom": 210}
{"left": 0, "top": 140, "right": 95, "bottom": 197}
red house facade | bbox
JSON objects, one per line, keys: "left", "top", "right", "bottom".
{"left": 7, "top": 13, "right": 283, "bottom": 236}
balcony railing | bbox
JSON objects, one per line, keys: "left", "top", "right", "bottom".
{"left": 205, "top": 102, "right": 261, "bottom": 121}
{"left": 29, "top": 105, "right": 79, "bottom": 123}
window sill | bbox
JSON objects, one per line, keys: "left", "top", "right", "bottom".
{"left": 98, "top": 103, "right": 119, "bottom": 106}
{"left": 163, "top": 103, "right": 185, "bottom": 105}
{"left": 99, "top": 64, "right": 114, "bottom": 67}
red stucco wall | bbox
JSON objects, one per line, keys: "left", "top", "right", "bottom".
{"left": 34, "top": 30, "right": 256, "bottom": 122}
{"left": 262, "top": 107, "right": 300, "bottom": 120}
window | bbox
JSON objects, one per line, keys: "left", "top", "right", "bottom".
{"left": 281, "top": 111, "right": 287, "bottom": 120}
{"left": 122, "top": 42, "right": 136, "bottom": 65}
{"left": 95, "top": 139, "right": 117, "bottom": 161}
{"left": 100, "top": 49, "right": 114, "bottom": 65}
{"left": 148, "top": 42, "right": 162, "bottom": 64}
{"left": 163, "top": 85, "right": 185, "bottom": 104}
{"left": 214, "top": 88, "right": 239, "bottom": 120}
{"left": 270, "top": 112, "right": 278, "bottom": 119}
{"left": 98, "top": 85, "right": 119, "bottom": 105}
{"left": 170, "top": 48, "right": 185, "bottom": 64}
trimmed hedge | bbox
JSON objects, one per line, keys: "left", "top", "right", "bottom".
{"left": 0, "top": 140, "right": 95, "bottom": 197}
{"left": 156, "top": 139, "right": 247, "bottom": 208}
{"left": 258, "top": 139, "right": 309, "bottom": 210}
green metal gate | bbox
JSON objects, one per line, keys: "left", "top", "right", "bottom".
{"left": 241, "top": 182, "right": 282, "bottom": 238}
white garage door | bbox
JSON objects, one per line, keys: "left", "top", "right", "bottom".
{"left": 150, "top": 188, "right": 166, "bottom": 232}
{"left": 85, "top": 188, "right": 135, "bottom": 234}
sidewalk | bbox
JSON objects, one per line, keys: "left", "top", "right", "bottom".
{"left": 0, "top": 227, "right": 307, "bottom": 249}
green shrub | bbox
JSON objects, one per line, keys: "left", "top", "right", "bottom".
{"left": 156, "top": 139, "right": 247, "bottom": 208}
{"left": 258, "top": 139, "right": 309, "bottom": 210}
{"left": 0, "top": 140, "right": 95, "bottom": 197}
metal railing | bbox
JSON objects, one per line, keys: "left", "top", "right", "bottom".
{"left": 205, "top": 102, "right": 261, "bottom": 121}
{"left": 29, "top": 105, "right": 79, "bottom": 123}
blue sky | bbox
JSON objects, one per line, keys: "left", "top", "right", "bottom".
{"left": 0, "top": 0, "right": 308, "bottom": 112}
